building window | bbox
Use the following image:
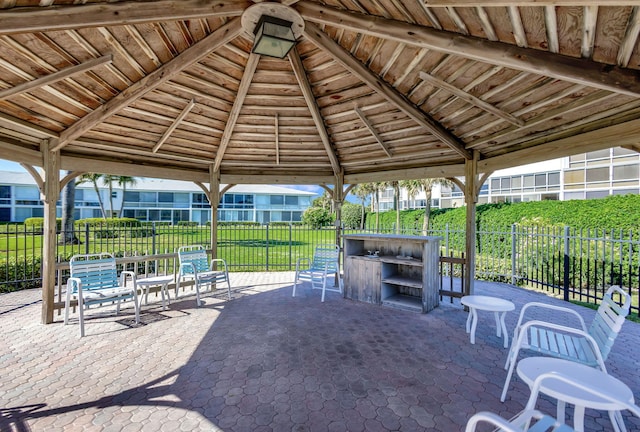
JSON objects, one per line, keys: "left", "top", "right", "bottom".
{"left": 586, "top": 190, "right": 609, "bottom": 199}
{"left": 158, "top": 192, "right": 173, "bottom": 203}
{"left": 564, "top": 169, "right": 585, "bottom": 184}
{"left": 585, "top": 167, "right": 609, "bottom": 182}
{"left": 613, "top": 164, "right": 639, "bottom": 181}
{"left": 548, "top": 172, "right": 560, "bottom": 186}
{"left": 270, "top": 195, "right": 284, "bottom": 205}
{"left": 285, "top": 195, "right": 298, "bottom": 206}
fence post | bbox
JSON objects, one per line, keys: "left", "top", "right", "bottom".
{"left": 445, "top": 223, "right": 450, "bottom": 257}
{"left": 85, "top": 224, "right": 90, "bottom": 255}
{"left": 152, "top": 221, "right": 157, "bottom": 254}
{"left": 289, "top": 223, "right": 293, "bottom": 271}
{"left": 511, "top": 224, "right": 517, "bottom": 285}
{"left": 266, "top": 223, "right": 270, "bottom": 271}
{"left": 563, "top": 225, "right": 570, "bottom": 301}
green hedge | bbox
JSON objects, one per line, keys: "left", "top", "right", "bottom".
{"left": 0, "top": 255, "right": 42, "bottom": 293}
{"left": 368, "top": 194, "right": 640, "bottom": 232}
{"left": 77, "top": 217, "right": 141, "bottom": 227}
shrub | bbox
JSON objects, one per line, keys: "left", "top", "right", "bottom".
{"left": 0, "top": 255, "right": 42, "bottom": 293}
{"left": 24, "top": 217, "right": 62, "bottom": 232}
{"left": 77, "top": 217, "right": 141, "bottom": 227}
{"left": 302, "top": 207, "right": 334, "bottom": 228}
{"left": 177, "top": 221, "right": 198, "bottom": 227}
{"left": 341, "top": 203, "right": 363, "bottom": 229}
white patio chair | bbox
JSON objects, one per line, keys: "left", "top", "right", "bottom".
{"left": 176, "top": 245, "right": 231, "bottom": 307}
{"left": 292, "top": 244, "right": 342, "bottom": 302}
{"left": 501, "top": 285, "right": 631, "bottom": 402}
{"left": 469, "top": 371, "right": 640, "bottom": 432}
{"left": 64, "top": 253, "right": 140, "bottom": 337}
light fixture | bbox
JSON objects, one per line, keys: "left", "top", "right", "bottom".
{"left": 252, "top": 15, "right": 296, "bottom": 59}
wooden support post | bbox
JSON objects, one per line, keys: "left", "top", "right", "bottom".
{"left": 209, "top": 166, "right": 220, "bottom": 260}
{"left": 464, "top": 151, "right": 479, "bottom": 295}
{"left": 41, "top": 139, "right": 60, "bottom": 324}
{"left": 334, "top": 174, "right": 344, "bottom": 287}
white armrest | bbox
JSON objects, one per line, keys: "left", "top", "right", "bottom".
{"left": 515, "top": 302, "right": 587, "bottom": 332}
{"left": 209, "top": 258, "right": 228, "bottom": 273}
{"left": 514, "top": 319, "right": 607, "bottom": 370}
{"left": 120, "top": 270, "right": 137, "bottom": 287}
{"left": 295, "top": 257, "right": 310, "bottom": 272}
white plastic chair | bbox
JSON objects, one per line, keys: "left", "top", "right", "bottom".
{"left": 465, "top": 410, "right": 574, "bottom": 432}
{"left": 292, "top": 244, "right": 342, "bottom": 302}
{"left": 501, "top": 285, "right": 631, "bottom": 402}
{"left": 469, "top": 372, "right": 640, "bottom": 432}
{"left": 176, "top": 245, "right": 231, "bottom": 307}
{"left": 64, "top": 253, "right": 140, "bottom": 337}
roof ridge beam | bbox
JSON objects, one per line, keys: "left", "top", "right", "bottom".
{"left": 0, "top": 54, "right": 112, "bottom": 100}
{"left": 288, "top": 47, "right": 342, "bottom": 175}
{"left": 297, "top": 1, "right": 640, "bottom": 98}
{"left": 53, "top": 17, "right": 243, "bottom": 152}
{"left": 0, "top": 0, "right": 249, "bottom": 35}
{"left": 303, "top": 22, "right": 472, "bottom": 160}
{"left": 213, "top": 53, "right": 260, "bottom": 172}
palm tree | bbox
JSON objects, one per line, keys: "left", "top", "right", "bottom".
{"left": 59, "top": 170, "right": 79, "bottom": 244}
{"left": 399, "top": 178, "right": 455, "bottom": 234}
{"left": 116, "top": 176, "right": 137, "bottom": 218}
{"left": 350, "top": 184, "right": 373, "bottom": 229}
{"left": 76, "top": 173, "right": 107, "bottom": 219}
{"left": 102, "top": 174, "right": 117, "bottom": 218}
{"left": 382, "top": 181, "right": 401, "bottom": 233}
{"left": 371, "top": 182, "right": 385, "bottom": 233}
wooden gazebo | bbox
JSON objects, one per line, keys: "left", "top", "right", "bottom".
{"left": 0, "top": 0, "right": 639, "bottom": 324}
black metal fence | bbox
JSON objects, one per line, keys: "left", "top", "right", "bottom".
{"left": 2, "top": 222, "right": 639, "bottom": 315}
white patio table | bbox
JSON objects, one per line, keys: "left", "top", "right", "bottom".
{"left": 461, "top": 295, "right": 515, "bottom": 348}
{"left": 517, "top": 356, "right": 634, "bottom": 432}
{"left": 135, "top": 275, "right": 174, "bottom": 311}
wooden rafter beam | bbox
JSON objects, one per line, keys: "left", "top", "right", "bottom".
{"left": 480, "top": 117, "right": 640, "bottom": 172}
{"left": 275, "top": 113, "right": 280, "bottom": 165}
{"left": 297, "top": 2, "right": 640, "bottom": 98}
{"left": 354, "top": 107, "right": 392, "bottom": 157}
{"left": 419, "top": 72, "right": 524, "bottom": 126}
{"left": 421, "top": 0, "right": 640, "bottom": 5}
{"left": 0, "top": 55, "right": 112, "bottom": 100}
{"left": 288, "top": 46, "right": 342, "bottom": 175}
{"left": 303, "top": 22, "right": 472, "bottom": 160}
{"left": 617, "top": 6, "right": 640, "bottom": 67}
{"left": 152, "top": 99, "right": 196, "bottom": 153}
{"left": 0, "top": 0, "right": 249, "bottom": 35}
{"left": 53, "top": 17, "right": 243, "bottom": 152}
{"left": 213, "top": 53, "right": 260, "bottom": 172}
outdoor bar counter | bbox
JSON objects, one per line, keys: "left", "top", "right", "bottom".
{"left": 343, "top": 234, "right": 442, "bottom": 313}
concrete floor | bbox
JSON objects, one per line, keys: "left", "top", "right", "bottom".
{"left": 1, "top": 273, "right": 639, "bottom": 431}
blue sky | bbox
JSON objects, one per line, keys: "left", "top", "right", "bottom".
{"left": 0, "top": 159, "right": 359, "bottom": 201}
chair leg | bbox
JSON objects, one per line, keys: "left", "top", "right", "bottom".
{"left": 500, "top": 353, "right": 518, "bottom": 402}
{"left": 195, "top": 280, "right": 201, "bottom": 307}
{"left": 292, "top": 274, "right": 298, "bottom": 297}
{"left": 321, "top": 274, "right": 327, "bottom": 302}
{"left": 64, "top": 290, "right": 72, "bottom": 325}
{"left": 78, "top": 293, "right": 85, "bottom": 338}
{"left": 226, "top": 277, "right": 231, "bottom": 300}
{"left": 175, "top": 275, "right": 182, "bottom": 299}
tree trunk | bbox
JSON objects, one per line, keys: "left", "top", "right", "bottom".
{"left": 59, "top": 171, "right": 79, "bottom": 244}
{"left": 394, "top": 184, "right": 400, "bottom": 234}
{"left": 423, "top": 190, "right": 432, "bottom": 235}
{"left": 375, "top": 191, "right": 380, "bottom": 233}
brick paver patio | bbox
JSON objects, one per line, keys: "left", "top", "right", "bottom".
{"left": 1, "top": 273, "right": 639, "bottom": 431}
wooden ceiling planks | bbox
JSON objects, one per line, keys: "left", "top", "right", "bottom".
{"left": 0, "top": 0, "right": 638, "bottom": 184}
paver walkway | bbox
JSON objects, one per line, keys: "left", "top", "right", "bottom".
{"left": 1, "top": 273, "right": 639, "bottom": 431}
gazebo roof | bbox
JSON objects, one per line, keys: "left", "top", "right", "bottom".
{"left": 1, "top": 0, "right": 639, "bottom": 185}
